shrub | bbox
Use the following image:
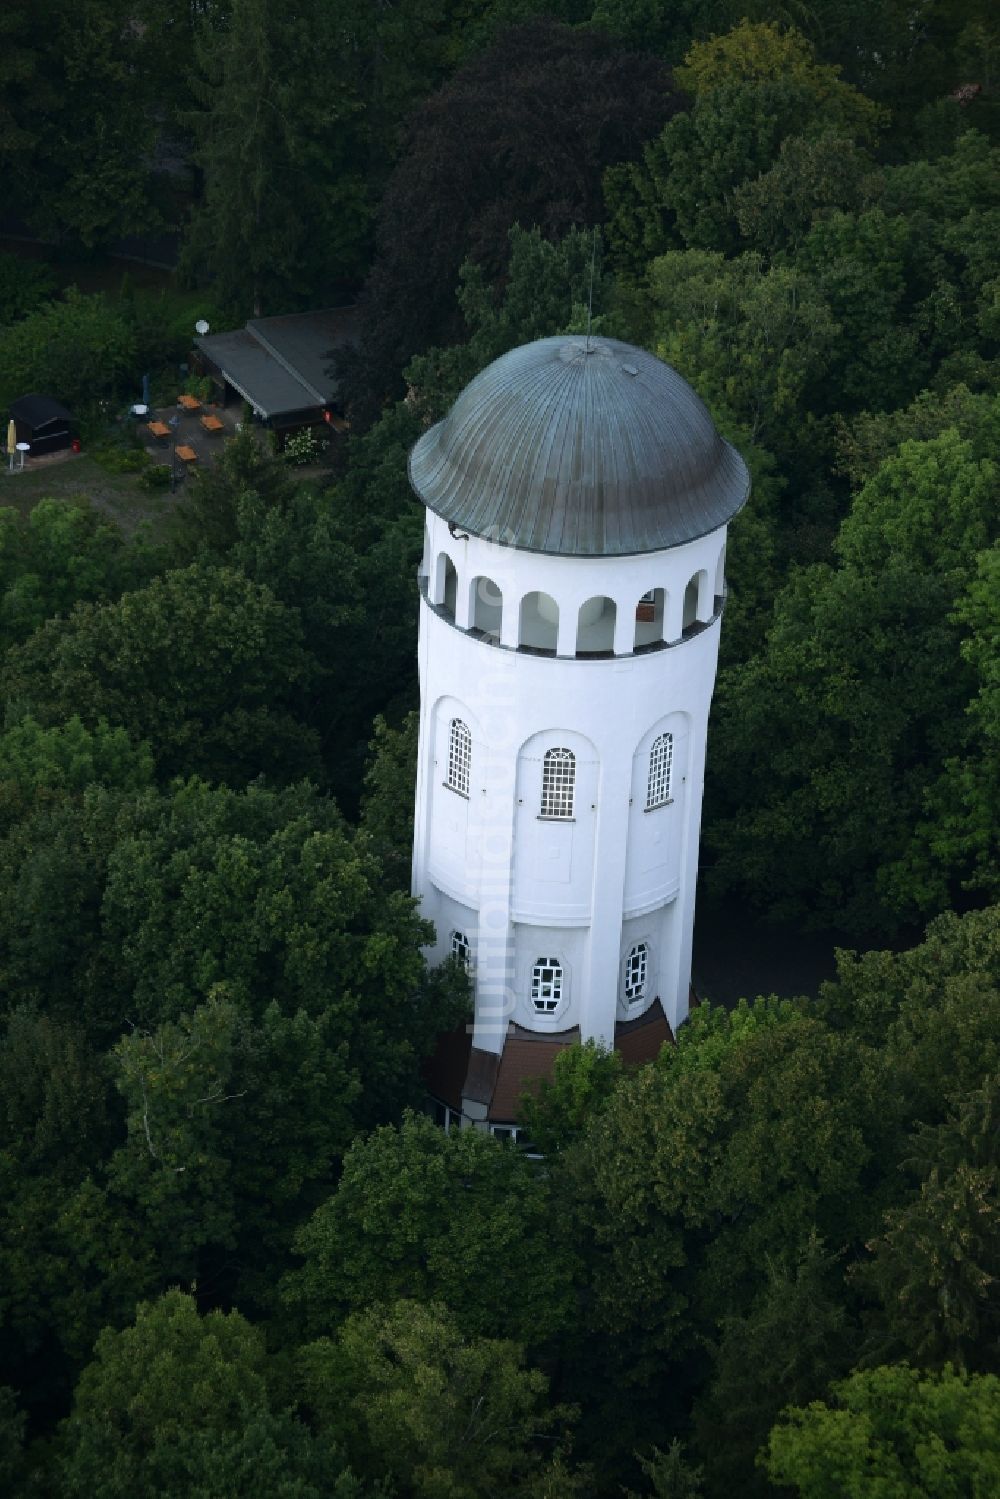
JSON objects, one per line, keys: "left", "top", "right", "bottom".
{"left": 283, "top": 429, "right": 325, "bottom": 466}
{"left": 0, "top": 252, "right": 57, "bottom": 326}
{"left": 0, "top": 289, "right": 135, "bottom": 413}
{"left": 183, "top": 374, "right": 215, "bottom": 403}
{"left": 91, "top": 445, "right": 149, "bottom": 476}
{"left": 138, "top": 464, "right": 172, "bottom": 490}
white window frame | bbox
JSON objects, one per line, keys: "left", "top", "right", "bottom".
{"left": 623, "top": 942, "right": 649, "bottom": 1006}
{"left": 645, "top": 732, "right": 673, "bottom": 810}
{"left": 450, "top": 930, "right": 473, "bottom": 970}
{"left": 540, "top": 747, "right": 575, "bottom": 819}
{"left": 531, "top": 956, "right": 564, "bottom": 1015}
{"left": 446, "top": 718, "right": 471, "bottom": 797}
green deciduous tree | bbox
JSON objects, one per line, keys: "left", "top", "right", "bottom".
{"left": 835, "top": 432, "right": 995, "bottom": 576}
{"left": 0, "top": 1385, "right": 25, "bottom": 1494}
{"left": 2, "top": 562, "right": 321, "bottom": 786}
{"left": 3, "top": 0, "right": 160, "bottom": 250}
{"left": 624, "top": 1441, "right": 703, "bottom": 1499}
{"left": 299, "top": 1298, "right": 579, "bottom": 1499}
{"left": 604, "top": 22, "right": 882, "bottom": 267}
{"left": 706, "top": 433, "right": 998, "bottom": 932}
{"left": 794, "top": 208, "right": 926, "bottom": 415}
{"left": 347, "top": 19, "right": 677, "bottom": 420}
{"left": 181, "top": 0, "right": 371, "bottom": 315}
{"left": 0, "top": 291, "right": 136, "bottom": 418}
{"left": 0, "top": 1006, "right": 123, "bottom": 1408}
{"left": 0, "top": 497, "right": 159, "bottom": 655}
{"left": 858, "top": 1059, "right": 1000, "bottom": 1375}
{"left": 359, "top": 711, "right": 418, "bottom": 891}
{"left": 561, "top": 1001, "right": 876, "bottom": 1474}
{"left": 285, "top": 1111, "right": 571, "bottom": 1349}
{"left": 691, "top": 1235, "right": 856, "bottom": 1497}
{"left": 517, "top": 1039, "right": 624, "bottom": 1156}
{"left": 0, "top": 776, "right": 464, "bottom": 1111}
{"left": 835, "top": 387, "right": 1000, "bottom": 490}
{"left": 95, "top": 778, "right": 459, "bottom": 1097}
{"left": 0, "top": 251, "right": 56, "bottom": 326}
{"left": 0, "top": 715, "right": 152, "bottom": 804}
{"left": 1, "top": 1008, "right": 112, "bottom": 1180}
{"left": 172, "top": 423, "right": 425, "bottom": 810}
{"left": 877, "top": 132, "right": 1000, "bottom": 384}
{"left": 763, "top": 1363, "right": 1000, "bottom": 1498}
{"left": 901, "top": 544, "right": 1000, "bottom": 909}
{"left": 818, "top": 904, "right": 1000, "bottom": 1059}
{"left": 645, "top": 249, "right": 837, "bottom": 460}
{"left": 404, "top": 224, "right": 615, "bottom": 423}
{"left": 170, "top": 424, "right": 300, "bottom": 560}
{"left": 732, "top": 133, "right": 874, "bottom": 255}
{"left": 105, "top": 993, "right": 358, "bottom": 1300}
{"left": 57, "top": 1289, "right": 360, "bottom": 1499}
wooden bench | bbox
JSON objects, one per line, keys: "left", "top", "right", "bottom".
{"left": 199, "top": 414, "right": 224, "bottom": 434}
{"left": 175, "top": 444, "right": 198, "bottom": 464}
{"left": 147, "top": 420, "right": 170, "bottom": 442}
{"left": 178, "top": 394, "right": 201, "bottom": 412}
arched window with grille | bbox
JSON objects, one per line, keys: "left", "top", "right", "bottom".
{"left": 645, "top": 732, "right": 673, "bottom": 810}
{"left": 531, "top": 957, "right": 563, "bottom": 1014}
{"left": 540, "top": 747, "right": 575, "bottom": 819}
{"left": 623, "top": 943, "right": 648, "bottom": 1005}
{"left": 446, "top": 718, "right": 471, "bottom": 796}
{"left": 451, "top": 930, "right": 473, "bottom": 969}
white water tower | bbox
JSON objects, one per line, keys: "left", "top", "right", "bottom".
{"left": 410, "top": 336, "right": 748, "bottom": 1124}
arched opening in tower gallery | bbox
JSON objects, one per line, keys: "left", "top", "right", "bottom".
{"left": 575, "top": 595, "right": 616, "bottom": 656}
{"left": 470, "top": 575, "right": 503, "bottom": 637}
{"left": 634, "top": 587, "right": 667, "bottom": 651}
{"left": 433, "top": 551, "right": 458, "bottom": 618}
{"left": 682, "top": 569, "right": 713, "bottom": 634}
{"left": 519, "top": 590, "right": 559, "bottom": 654}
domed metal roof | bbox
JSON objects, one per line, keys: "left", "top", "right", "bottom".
{"left": 408, "top": 335, "right": 749, "bottom": 556}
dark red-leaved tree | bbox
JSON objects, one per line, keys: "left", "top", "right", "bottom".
{"left": 342, "top": 19, "right": 683, "bottom": 424}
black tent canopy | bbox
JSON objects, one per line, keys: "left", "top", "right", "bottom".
{"left": 9, "top": 393, "right": 73, "bottom": 455}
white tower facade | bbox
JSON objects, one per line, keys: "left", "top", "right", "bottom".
{"left": 410, "top": 337, "right": 748, "bottom": 1113}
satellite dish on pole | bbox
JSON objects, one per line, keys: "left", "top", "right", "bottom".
{"left": 195, "top": 319, "right": 210, "bottom": 336}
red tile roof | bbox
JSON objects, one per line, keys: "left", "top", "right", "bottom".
{"left": 615, "top": 998, "right": 673, "bottom": 1067}
{"left": 489, "top": 1032, "right": 576, "bottom": 1121}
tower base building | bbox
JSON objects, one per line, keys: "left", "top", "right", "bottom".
{"left": 409, "top": 337, "right": 749, "bottom": 1129}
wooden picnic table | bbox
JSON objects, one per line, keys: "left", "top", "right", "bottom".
{"left": 175, "top": 444, "right": 198, "bottom": 464}
{"left": 178, "top": 394, "right": 201, "bottom": 412}
{"left": 147, "top": 420, "right": 170, "bottom": 441}
{"left": 200, "top": 413, "right": 224, "bottom": 433}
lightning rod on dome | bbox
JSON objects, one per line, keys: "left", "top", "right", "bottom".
{"left": 585, "top": 226, "right": 597, "bottom": 352}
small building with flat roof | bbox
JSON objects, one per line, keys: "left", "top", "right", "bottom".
{"left": 194, "top": 307, "right": 357, "bottom": 436}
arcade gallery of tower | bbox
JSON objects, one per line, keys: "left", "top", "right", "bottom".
{"left": 410, "top": 335, "right": 749, "bottom": 1136}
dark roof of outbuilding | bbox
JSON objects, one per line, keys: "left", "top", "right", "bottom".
{"left": 196, "top": 329, "right": 314, "bottom": 418}
{"left": 10, "top": 394, "right": 72, "bottom": 429}
{"left": 246, "top": 307, "right": 358, "bottom": 404}
{"left": 409, "top": 336, "right": 749, "bottom": 556}
{"left": 195, "top": 307, "right": 357, "bottom": 419}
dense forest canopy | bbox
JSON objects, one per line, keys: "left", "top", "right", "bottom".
{"left": 0, "top": 0, "right": 999, "bottom": 1494}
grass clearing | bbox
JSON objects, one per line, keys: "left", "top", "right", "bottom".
{"left": 0, "top": 455, "right": 180, "bottom": 537}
